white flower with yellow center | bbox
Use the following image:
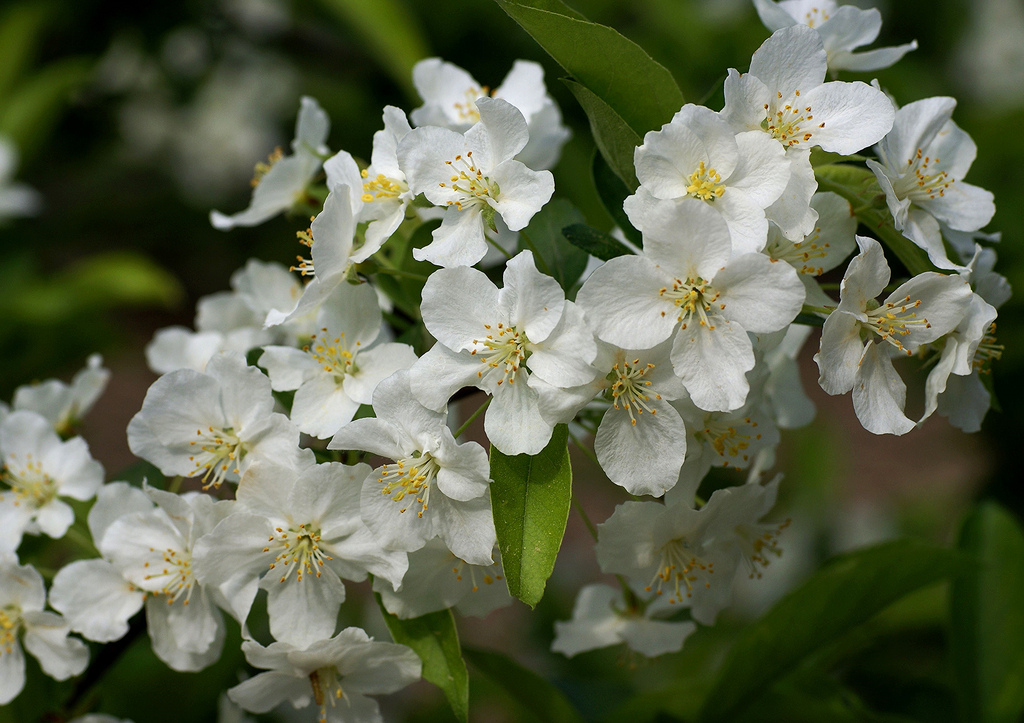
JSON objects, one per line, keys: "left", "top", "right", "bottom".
{"left": 193, "top": 461, "right": 408, "bottom": 649}
{"left": 10, "top": 354, "right": 109, "bottom": 436}
{"left": 259, "top": 281, "right": 417, "bottom": 439}
{"left": 577, "top": 200, "right": 805, "bottom": 413}
{"left": 867, "top": 96, "right": 996, "bottom": 270}
{"left": 411, "top": 58, "right": 571, "bottom": 170}
{"left": 398, "top": 97, "right": 555, "bottom": 268}
{"left": 814, "top": 236, "right": 972, "bottom": 435}
{"left": 753, "top": 0, "right": 918, "bottom": 73}
{"left": 721, "top": 25, "right": 894, "bottom": 239}
{"left": 411, "top": 251, "right": 598, "bottom": 455}
{"left": 0, "top": 410, "right": 103, "bottom": 552}
{"left": 373, "top": 538, "right": 511, "bottom": 619}
{"left": 127, "top": 351, "right": 311, "bottom": 488}
{"left": 210, "top": 96, "right": 330, "bottom": 230}
{"left": 227, "top": 627, "right": 420, "bottom": 723}
{"left": 626, "top": 103, "right": 791, "bottom": 254}
{"left": 0, "top": 555, "right": 89, "bottom": 705}
{"left": 329, "top": 370, "right": 495, "bottom": 565}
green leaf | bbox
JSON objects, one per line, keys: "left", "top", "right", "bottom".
{"left": 0, "top": 56, "right": 91, "bottom": 160}
{"left": 0, "top": 3, "right": 52, "bottom": 103}
{"left": 592, "top": 150, "right": 642, "bottom": 246}
{"left": 489, "top": 424, "right": 572, "bottom": 608}
{"left": 492, "top": 0, "right": 682, "bottom": 138}
{"left": 517, "top": 198, "right": 589, "bottom": 292}
{"left": 813, "top": 164, "right": 938, "bottom": 277}
{"left": 376, "top": 596, "right": 469, "bottom": 723}
{"left": 951, "top": 502, "right": 1024, "bottom": 723}
{"left": 698, "top": 539, "right": 964, "bottom": 723}
{"left": 562, "top": 223, "right": 633, "bottom": 261}
{"left": 464, "top": 646, "right": 586, "bottom": 723}
{"left": 311, "top": 0, "right": 429, "bottom": 98}
{"left": 563, "top": 78, "right": 641, "bottom": 189}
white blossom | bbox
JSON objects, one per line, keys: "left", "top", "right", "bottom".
{"left": 10, "top": 355, "right": 109, "bottom": 436}
{"left": 0, "top": 137, "right": 41, "bottom": 222}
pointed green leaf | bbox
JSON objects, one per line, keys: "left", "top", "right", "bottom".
{"left": 562, "top": 223, "right": 633, "bottom": 261}
{"left": 951, "top": 502, "right": 1024, "bottom": 723}
{"left": 464, "top": 646, "right": 586, "bottom": 723}
{"left": 562, "top": 79, "right": 640, "bottom": 189}
{"left": 489, "top": 424, "right": 572, "bottom": 608}
{"left": 376, "top": 596, "right": 469, "bottom": 723}
{"left": 813, "top": 163, "right": 938, "bottom": 277}
{"left": 592, "top": 150, "right": 642, "bottom": 246}
{"left": 517, "top": 198, "right": 589, "bottom": 292}
{"left": 698, "top": 539, "right": 963, "bottom": 723}
{"left": 492, "top": 0, "right": 683, "bottom": 139}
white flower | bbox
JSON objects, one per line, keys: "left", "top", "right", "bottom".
{"left": 398, "top": 97, "right": 555, "bottom": 268}
{"left": 0, "top": 136, "right": 41, "bottom": 222}
{"left": 373, "top": 538, "right": 511, "bottom": 619}
{"left": 10, "top": 354, "right": 109, "bottom": 435}
{"left": 721, "top": 24, "right": 894, "bottom": 239}
{"left": 411, "top": 251, "right": 597, "bottom": 454}
{"left": 552, "top": 583, "right": 695, "bottom": 658}
{"left": 0, "top": 411, "right": 104, "bottom": 552}
{"left": 227, "top": 627, "right": 420, "bottom": 723}
{"left": 587, "top": 341, "right": 689, "bottom": 498}
{"left": 627, "top": 103, "right": 791, "bottom": 254}
{"left": 753, "top": 0, "right": 918, "bottom": 73}
{"left": 866, "top": 96, "right": 995, "bottom": 270}
{"left": 193, "top": 461, "right": 408, "bottom": 648}
{"left": 127, "top": 351, "right": 312, "bottom": 487}
{"left": 764, "top": 191, "right": 857, "bottom": 307}
{"left": 0, "top": 555, "right": 89, "bottom": 705}
{"left": 577, "top": 200, "right": 805, "bottom": 413}
{"left": 260, "top": 281, "right": 417, "bottom": 439}
{"left": 411, "top": 58, "right": 571, "bottom": 170}
{"left": 329, "top": 370, "right": 496, "bottom": 565}
{"left": 210, "top": 96, "right": 329, "bottom": 230}
{"left": 760, "top": 324, "right": 817, "bottom": 429}
{"left": 814, "top": 236, "right": 972, "bottom": 435}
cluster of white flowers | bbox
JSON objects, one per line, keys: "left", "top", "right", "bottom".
{"left": 3, "top": 3, "right": 1011, "bottom": 719}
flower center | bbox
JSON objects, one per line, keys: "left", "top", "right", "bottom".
{"left": 0, "top": 606, "right": 21, "bottom": 656}
{"left": 437, "top": 152, "right": 500, "bottom": 211}
{"left": 686, "top": 161, "right": 725, "bottom": 202}
{"left": 360, "top": 169, "right": 407, "bottom": 203}
{"left": 450, "top": 555, "right": 504, "bottom": 592}
{"left": 894, "top": 148, "right": 953, "bottom": 202}
{"left": 696, "top": 415, "right": 762, "bottom": 469}
{"left": 452, "top": 85, "right": 488, "bottom": 123}
{"left": 290, "top": 222, "right": 316, "bottom": 277}
{"left": 864, "top": 295, "right": 931, "bottom": 356}
{"left": 379, "top": 452, "right": 440, "bottom": 518}
{"left": 735, "top": 518, "right": 790, "bottom": 579}
{"left": 310, "top": 666, "right": 347, "bottom": 723}
{"left": 762, "top": 90, "right": 821, "bottom": 148}
{"left": 265, "top": 523, "right": 333, "bottom": 583}
{"left": 973, "top": 323, "right": 1003, "bottom": 374}
{"left": 645, "top": 538, "right": 714, "bottom": 604}
{"left": 304, "top": 328, "right": 360, "bottom": 381}
{"left": 659, "top": 277, "right": 721, "bottom": 329}
{"left": 800, "top": 7, "right": 830, "bottom": 27}
{"left": 605, "top": 359, "right": 661, "bottom": 426}
{"left": 0, "top": 454, "right": 58, "bottom": 509}
{"left": 766, "top": 227, "right": 831, "bottom": 275}
{"left": 142, "top": 546, "right": 196, "bottom": 605}
{"left": 251, "top": 147, "right": 284, "bottom": 187}
{"left": 187, "top": 426, "right": 245, "bottom": 488}
{"left": 471, "top": 323, "right": 530, "bottom": 387}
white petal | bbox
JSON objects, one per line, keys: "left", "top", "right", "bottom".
{"left": 714, "top": 253, "right": 805, "bottom": 333}
{"left": 749, "top": 25, "right": 827, "bottom": 97}
{"left": 595, "top": 400, "right": 687, "bottom": 497}
{"left": 802, "top": 80, "right": 894, "bottom": 154}
{"left": 421, "top": 266, "right": 500, "bottom": 351}
{"left": 49, "top": 559, "right": 144, "bottom": 642}
{"left": 487, "top": 161, "right": 554, "bottom": 231}
{"left": 485, "top": 371, "right": 554, "bottom": 455}
{"left": 766, "top": 149, "right": 818, "bottom": 240}
{"left": 814, "top": 311, "right": 865, "bottom": 395}
{"left": 263, "top": 570, "right": 346, "bottom": 649}
{"left": 852, "top": 342, "right": 914, "bottom": 435}
{"left": 22, "top": 611, "right": 89, "bottom": 680}
{"left": 670, "top": 320, "right": 754, "bottom": 412}
{"left": 576, "top": 256, "right": 678, "bottom": 350}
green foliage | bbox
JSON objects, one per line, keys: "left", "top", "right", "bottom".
{"left": 492, "top": 0, "right": 683, "bottom": 185}
{"left": 950, "top": 503, "right": 1024, "bottom": 723}
{"left": 517, "top": 198, "right": 589, "bottom": 292}
{"left": 592, "top": 150, "right": 642, "bottom": 246}
{"left": 698, "top": 539, "right": 964, "bottom": 723}
{"left": 488, "top": 424, "right": 572, "bottom": 608}
{"left": 0, "top": 2, "right": 51, "bottom": 101}
{"left": 377, "top": 596, "right": 470, "bottom": 722}
{"left": 464, "top": 646, "right": 587, "bottom": 723}
{"left": 562, "top": 222, "right": 633, "bottom": 260}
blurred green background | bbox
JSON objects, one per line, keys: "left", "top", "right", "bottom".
{"left": 2, "top": 0, "right": 1023, "bottom": 721}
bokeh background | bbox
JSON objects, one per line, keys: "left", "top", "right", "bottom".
{"left": 2, "top": 0, "right": 1023, "bottom": 721}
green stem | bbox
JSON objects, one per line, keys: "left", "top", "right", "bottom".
{"left": 372, "top": 265, "right": 429, "bottom": 282}
{"left": 454, "top": 398, "right": 491, "bottom": 438}
{"left": 567, "top": 430, "right": 601, "bottom": 471}
{"left": 65, "top": 525, "right": 98, "bottom": 556}
{"left": 517, "top": 230, "right": 550, "bottom": 274}
{"left": 571, "top": 493, "right": 598, "bottom": 541}
{"left": 167, "top": 475, "right": 183, "bottom": 494}
{"left": 485, "top": 234, "right": 513, "bottom": 260}
{"left": 802, "top": 304, "right": 834, "bottom": 316}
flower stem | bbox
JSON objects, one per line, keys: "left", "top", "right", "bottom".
{"left": 454, "top": 398, "right": 491, "bottom": 438}
{"left": 571, "top": 494, "right": 598, "bottom": 541}
{"left": 484, "top": 234, "right": 513, "bottom": 260}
